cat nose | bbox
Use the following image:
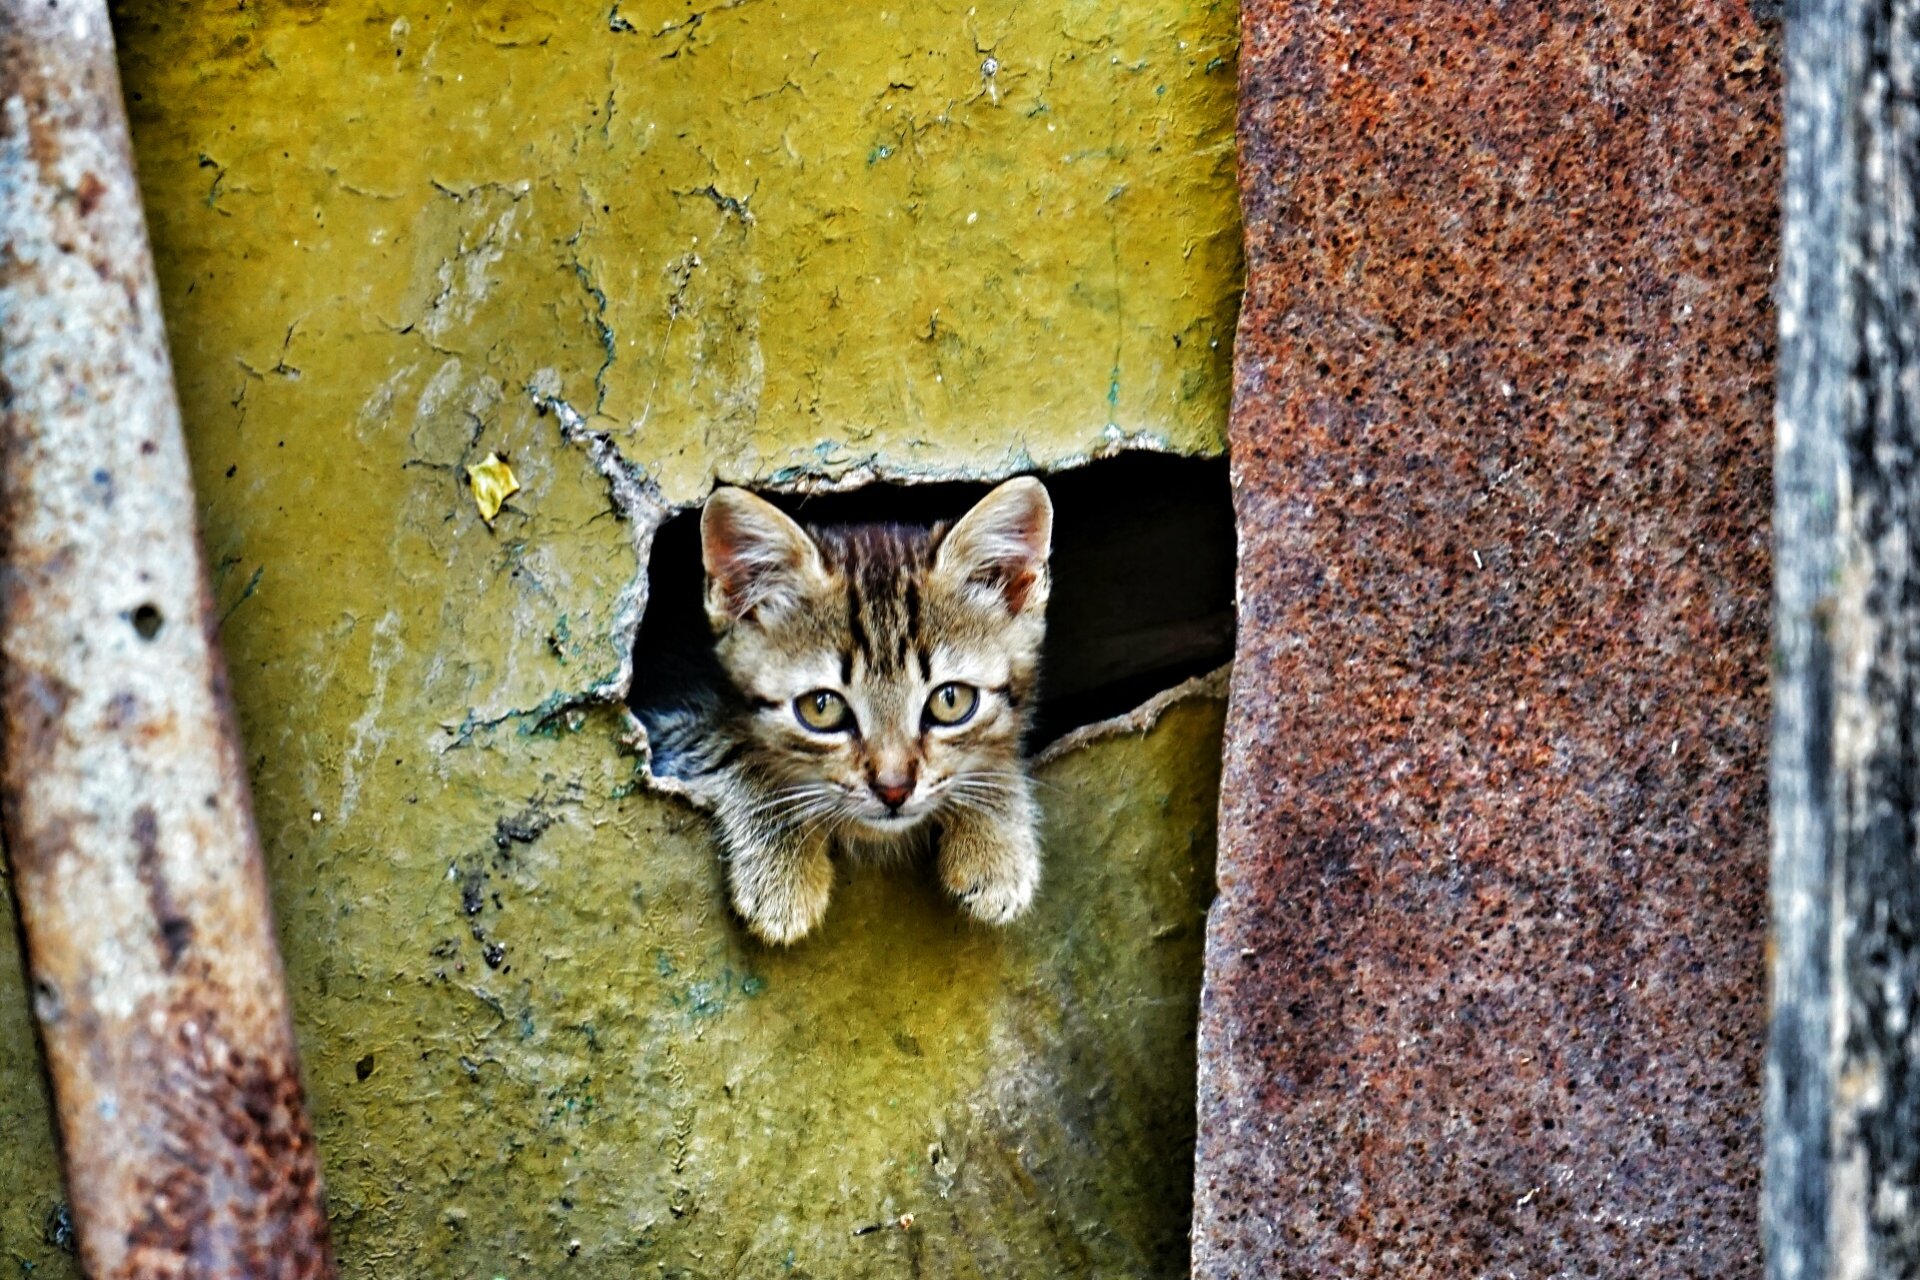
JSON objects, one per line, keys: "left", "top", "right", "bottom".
{"left": 871, "top": 776, "right": 914, "bottom": 811}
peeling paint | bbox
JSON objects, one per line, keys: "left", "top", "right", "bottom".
{"left": 337, "top": 611, "right": 403, "bottom": 826}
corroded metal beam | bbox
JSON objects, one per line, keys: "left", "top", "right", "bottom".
{"left": 1196, "top": 0, "right": 1778, "bottom": 1274}
{"left": 0, "top": 4, "right": 335, "bottom": 1276}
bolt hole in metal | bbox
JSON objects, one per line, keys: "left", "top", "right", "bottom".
{"left": 129, "top": 602, "right": 163, "bottom": 640}
{"left": 629, "top": 452, "right": 1236, "bottom": 777}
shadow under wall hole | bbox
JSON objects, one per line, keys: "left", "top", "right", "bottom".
{"left": 628, "top": 451, "right": 1236, "bottom": 774}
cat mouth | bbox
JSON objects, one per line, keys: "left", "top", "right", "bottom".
{"left": 858, "top": 809, "right": 925, "bottom": 829}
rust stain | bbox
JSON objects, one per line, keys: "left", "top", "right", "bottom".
{"left": 121, "top": 1000, "right": 332, "bottom": 1280}
{"left": 0, "top": 32, "right": 62, "bottom": 172}
{"left": 132, "top": 806, "right": 193, "bottom": 971}
{"left": 0, "top": 668, "right": 77, "bottom": 873}
{"left": 4, "top": 667, "right": 75, "bottom": 761}
{"left": 1196, "top": 2, "right": 1779, "bottom": 1275}
{"left": 74, "top": 170, "right": 107, "bottom": 217}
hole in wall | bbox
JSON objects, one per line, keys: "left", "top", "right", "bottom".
{"left": 627, "top": 451, "right": 1236, "bottom": 781}
{"left": 129, "top": 603, "right": 163, "bottom": 640}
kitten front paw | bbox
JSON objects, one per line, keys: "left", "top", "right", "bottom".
{"left": 954, "top": 865, "right": 1037, "bottom": 925}
{"left": 940, "top": 821, "right": 1039, "bottom": 926}
{"left": 729, "top": 843, "right": 834, "bottom": 945}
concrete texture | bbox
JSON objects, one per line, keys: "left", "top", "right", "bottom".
{"left": 0, "top": 1, "right": 1240, "bottom": 1275}
{"left": 1194, "top": 2, "right": 1779, "bottom": 1276}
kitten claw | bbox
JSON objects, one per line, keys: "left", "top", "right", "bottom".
{"left": 953, "top": 865, "right": 1037, "bottom": 926}
{"left": 956, "top": 875, "right": 1036, "bottom": 924}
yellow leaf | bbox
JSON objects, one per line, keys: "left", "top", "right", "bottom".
{"left": 466, "top": 453, "right": 520, "bottom": 526}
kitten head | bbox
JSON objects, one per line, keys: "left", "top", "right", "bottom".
{"left": 700, "top": 478, "right": 1052, "bottom": 835}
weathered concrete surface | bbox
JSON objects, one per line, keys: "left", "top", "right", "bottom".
{"left": 0, "top": 5, "right": 332, "bottom": 1275}
{"left": 1196, "top": 3, "right": 1778, "bottom": 1275}
{"left": 0, "top": 2, "right": 1240, "bottom": 1275}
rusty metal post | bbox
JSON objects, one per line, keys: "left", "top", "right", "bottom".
{"left": 1194, "top": 1, "right": 1778, "bottom": 1275}
{"left": 0, "top": 5, "right": 336, "bottom": 1277}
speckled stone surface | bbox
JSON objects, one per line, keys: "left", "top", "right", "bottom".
{"left": 1195, "top": 4, "right": 1779, "bottom": 1276}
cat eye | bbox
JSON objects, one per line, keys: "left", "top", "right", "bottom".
{"left": 793, "top": 689, "right": 854, "bottom": 733}
{"left": 924, "top": 682, "right": 979, "bottom": 727}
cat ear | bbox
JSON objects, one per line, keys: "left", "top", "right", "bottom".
{"left": 701, "top": 487, "right": 827, "bottom": 625}
{"left": 935, "top": 477, "right": 1053, "bottom": 614}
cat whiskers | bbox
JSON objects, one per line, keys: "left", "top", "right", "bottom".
{"left": 792, "top": 805, "right": 854, "bottom": 850}
{"left": 948, "top": 771, "right": 1044, "bottom": 790}
{"left": 936, "top": 772, "right": 1026, "bottom": 818}
{"left": 961, "top": 768, "right": 1062, "bottom": 795}
{"left": 731, "top": 782, "right": 845, "bottom": 837}
{"left": 783, "top": 783, "right": 869, "bottom": 851}
{"left": 733, "top": 784, "right": 811, "bottom": 815}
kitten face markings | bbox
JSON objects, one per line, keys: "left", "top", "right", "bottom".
{"left": 692, "top": 478, "right": 1052, "bottom": 943}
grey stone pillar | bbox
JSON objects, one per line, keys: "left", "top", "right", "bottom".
{"left": 1769, "top": 1, "right": 1920, "bottom": 1276}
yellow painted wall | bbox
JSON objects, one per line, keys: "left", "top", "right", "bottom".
{"left": 0, "top": 1, "right": 1239, "bottom": 1273}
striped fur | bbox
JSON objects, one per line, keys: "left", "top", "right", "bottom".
{"left": 676, "top": 478, "right": 1052, "bottom": 944}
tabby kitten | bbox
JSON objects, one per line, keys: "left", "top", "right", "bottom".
{"left": 663, "top": 477, "right": 1052, "bottom": 945}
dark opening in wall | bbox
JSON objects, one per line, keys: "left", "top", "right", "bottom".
{"left": 628, "top": 453, "right": 1235, "bottom": 769}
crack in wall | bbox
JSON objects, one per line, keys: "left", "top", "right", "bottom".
{"left": 422, "top": 194, "right": 525, "bottom": 343}
{"left": 565, "top": 235, "right": 618, "bottom": 412}
{"left": 673, "top": 183, "right": 755, "bottom": 224}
